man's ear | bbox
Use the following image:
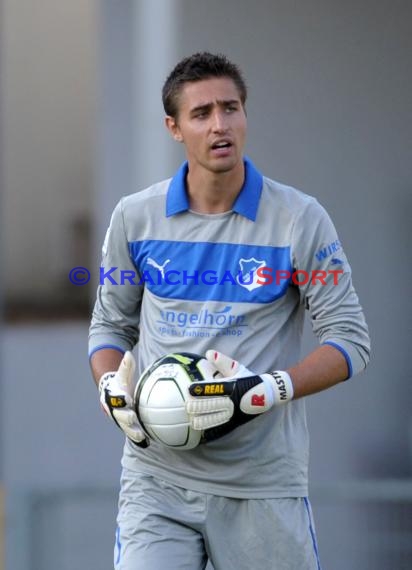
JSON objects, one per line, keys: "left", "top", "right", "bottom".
{"left": 165, "top": 116, "right": 183, "bottom": 142}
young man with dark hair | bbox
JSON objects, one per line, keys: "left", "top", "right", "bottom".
{"left": 89, "top": 52, "right": 370, "bottom": 570}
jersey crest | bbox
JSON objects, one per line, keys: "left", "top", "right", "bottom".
{"left": 236, "top": 257, "right": 266, "bottom": 291}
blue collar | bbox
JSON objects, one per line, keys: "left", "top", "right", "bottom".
{"left": 165, "top": 157, "right": 263, "bottom": 221}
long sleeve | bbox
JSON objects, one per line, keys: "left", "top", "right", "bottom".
{"left": 291, "top": 198, "right": 370, "bottom": 377}
{"left": 89, "top": 198, "right": 143, "bottom": 358}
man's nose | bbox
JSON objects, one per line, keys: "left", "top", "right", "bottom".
{"left": 211, "top": 110, "right": 228, "bottom": 132}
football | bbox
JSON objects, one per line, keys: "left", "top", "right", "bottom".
{"left": 134, "top": 352, "right": 216, "bottom": 450}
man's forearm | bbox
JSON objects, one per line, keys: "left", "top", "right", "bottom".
{"left": 287, "top": 344, "right": 349, "bottom": 399}
{"left": 90, "top": 348, "right": 125, "bottom": 386}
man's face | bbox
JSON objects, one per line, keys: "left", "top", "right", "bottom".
{"left": 166, "top": 77, "right": 247, "bottom": 175}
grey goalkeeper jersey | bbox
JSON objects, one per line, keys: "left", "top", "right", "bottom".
{"left": 89, "top": 158, "right": 370, "bottom": 498}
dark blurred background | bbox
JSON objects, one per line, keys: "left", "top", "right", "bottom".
{"left": 1, "top": 1, "right": 411, "bottom": 569}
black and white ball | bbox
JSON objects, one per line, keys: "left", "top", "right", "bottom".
{"left": 134, "top": 353, "right": 215, "bottom": 450}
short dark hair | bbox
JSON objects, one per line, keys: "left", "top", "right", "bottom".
{"left": 162, "top": 52, "right": 247, "bottom": 118}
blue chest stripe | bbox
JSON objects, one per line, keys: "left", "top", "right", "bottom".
{"left": 128, "top": 240, "right": 292, "bottom": 304}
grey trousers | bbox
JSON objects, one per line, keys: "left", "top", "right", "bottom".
{"left": 114, "top": 470, "right": 321, "bottom": 570}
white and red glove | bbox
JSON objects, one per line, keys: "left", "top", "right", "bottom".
{"left": 99, "top": 351, "right": 148, "bottom": 447}
{"left": 186, "top": 350, "right": 294, "bottom": 441}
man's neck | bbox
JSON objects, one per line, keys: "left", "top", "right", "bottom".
{"left": 186, "top": 161, "right": 245, "bottom": 214}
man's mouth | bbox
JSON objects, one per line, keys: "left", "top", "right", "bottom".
{"left": 210, "top": 140, "right": 233, "bottom": 151}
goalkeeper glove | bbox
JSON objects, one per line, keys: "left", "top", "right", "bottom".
{"left": 99, "top": 351, "right": 148, "bottom": 447}
{"left": 186, "top": 350, "right": 294, "bottom": 441}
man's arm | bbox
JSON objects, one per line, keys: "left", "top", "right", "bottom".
{"left": 185, "top": 346, "right": 349, "bottom": 439}
{"left": 292, "top": 198, "right": 370, "bottom": 379}
{"left": 287, "top": 343, "right": 348, "bottom": 399}
{"left": 90, "top": 348, "right": 124, "bottom": 387}
{"left": 89, "top": 198, "right": 142, "bottom": 363}
{"left": 89, "top": 199, "right": 147, "bottom": 446}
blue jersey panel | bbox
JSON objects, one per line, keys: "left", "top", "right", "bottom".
{"left": 128, "top": 240, "right": 293, "bottom": 303}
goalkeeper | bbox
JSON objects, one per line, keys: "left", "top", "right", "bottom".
{"left": 89, "top": 52, "right": 370, "bottom": 570}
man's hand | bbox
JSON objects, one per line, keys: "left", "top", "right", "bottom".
{"left": 186, "top": 350, "right": 294, "bottom": 441}
{"left": 99, "top": 351, "right": 148, "bottom": 447}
